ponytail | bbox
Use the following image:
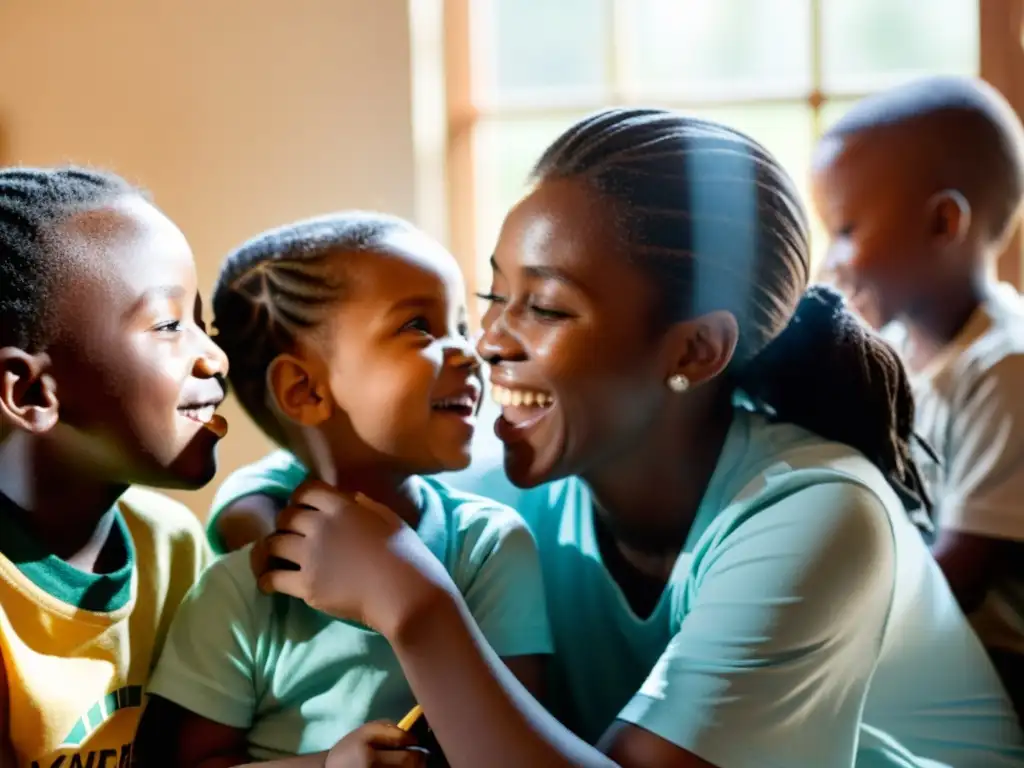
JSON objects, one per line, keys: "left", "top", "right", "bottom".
{"left": 736, "top": 285, "right": 932, "bottom": 516}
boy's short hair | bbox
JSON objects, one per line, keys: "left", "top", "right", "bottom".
{"left": 0, "top": 167, "right": 141, "bottom": 352}
{"left": 824, "top": 76, "right": 1024, "bottom": 244}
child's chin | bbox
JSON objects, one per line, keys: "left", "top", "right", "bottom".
{"left": 421, "top": 446, "right": 473, "bottom": 475}
{"left": 163, "top": 451, "right": 220, "bottom": 490}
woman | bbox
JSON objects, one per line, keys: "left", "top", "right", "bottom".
{"left": 226, "top": 110, "right": 1022, "bottom": 767}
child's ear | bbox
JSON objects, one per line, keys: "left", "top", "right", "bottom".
{"left": 927, "top": 188, "right": 971, "bottom": 245}
{"left": 266, "top": 353, "right": 332, "bottom": 427}
{"left": 0, "top": 348, "right": 59, "bottom": 434}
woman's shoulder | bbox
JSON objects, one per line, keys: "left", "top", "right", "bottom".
{"left": 699, "top": 410, "right": 909, "bottom": 556}
{"left": 728, "top": 409, "right": 902, "bottom": 509}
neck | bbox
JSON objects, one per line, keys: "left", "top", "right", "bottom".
{"left": 291, "top": 427, "right": 423, "bottom": 526}
{"left": 0, "top": 432, "right": 125, "bottom": 566}
{"left": 329, "top": 465, "right": 423, "bottom": 527}
{"left": 582, "top": 388, "right": 733, "bottom": 582}
{"left": 902, "top": 265, "right": 992, "bottom": 370}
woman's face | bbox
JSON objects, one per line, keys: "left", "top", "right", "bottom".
{"left": 476, "top": 178, "right": 676, "bottom": 488}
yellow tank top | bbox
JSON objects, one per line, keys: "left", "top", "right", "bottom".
{"left": 0, "top": 487, "right": 211, "bottom": 768}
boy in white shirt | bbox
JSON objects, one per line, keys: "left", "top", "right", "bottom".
{"left": 812, "top": 75, "right": 1024, "bottom": 717}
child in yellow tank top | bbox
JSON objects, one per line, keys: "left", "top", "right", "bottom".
{"left": 0, "top": 168, "right": 228, "bottom": 766}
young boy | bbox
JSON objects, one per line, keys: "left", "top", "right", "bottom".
{"left": 0, "top": 167, "right": 228, "bottom": 766}
{"left": 812, "top": 76, "right": 1024, "bottom": 712}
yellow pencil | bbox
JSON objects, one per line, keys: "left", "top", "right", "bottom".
{"left": 397, "top": 704, "right": 423, "bottom": 731}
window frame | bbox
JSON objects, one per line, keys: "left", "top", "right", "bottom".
{"left": 445, "top": 0, "right": 1024, "bottom": 313}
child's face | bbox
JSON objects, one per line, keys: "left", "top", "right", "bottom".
{"left": 309, "top": 233, "right": 481, "bottom": 474}
{"left": 811, "top": 131, "right": 935, "bottom": 330}
{"left": 45, "top": 197, "right": 229, "bottom": 488}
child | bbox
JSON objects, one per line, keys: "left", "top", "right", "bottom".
{"left": 0, "top": 167, "right": 228, "bottom": 766}
{"left": 133, "top": 213, "right": 552, "bottom": 765}
{"left": 812, "top": 76, "right": 1024, "bottom": 713}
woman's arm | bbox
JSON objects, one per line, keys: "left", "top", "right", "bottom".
{"left": 384, "top": 482, "right": 895, "bottom": 768}
{"left": 389, "top": 592, "right": 698, "bottom": 768}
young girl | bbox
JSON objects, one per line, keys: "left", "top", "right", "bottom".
{"left": 132, "top": 212, "right": 551, "bottom": 766}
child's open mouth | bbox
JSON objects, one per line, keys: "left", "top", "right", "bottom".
{"left": 491, "top": 384, "right": 554, "bottom": 433}
{"left": 178, "top": 403, "right": 229, "bottom": 437}
{"left": 431, "top": 394, "right": 477, "bottom": 419}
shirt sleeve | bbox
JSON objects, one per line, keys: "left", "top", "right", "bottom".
{"left": 938, "top": 354, "right": 1024, "bottom": 541}
{"left": 206, "top": 450, "right": 308, "bottom": 552}
{"left": 145, "top": 552, "right": 263, "bottom": 729}
{"left": 457, "top": 505, "right": 554, "bottom": 659}
{"left": 617, "top": 481, "right": 896, "bottom": 768}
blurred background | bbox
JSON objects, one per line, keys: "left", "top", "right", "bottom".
{"left": 1, "top": 0, "right": 1021, "bottom": 515}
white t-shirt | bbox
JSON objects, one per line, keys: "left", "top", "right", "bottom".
{"left": 888, "top": 282, "right": 1024, "bottom": 654}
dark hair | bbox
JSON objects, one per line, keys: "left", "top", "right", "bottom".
{"left": 0, "top": 166, "right": 139, "bottom": 352}
{"left": 211, "top": 211, "right": 415, "bottom": 446}
{"left": 825, "top": 75, "right": 1024, "bottom": 244}
{"left": 532, "top": 108, "right": 930, "bottom": 515}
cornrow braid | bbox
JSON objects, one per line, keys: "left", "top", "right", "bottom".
{"left": 0, "top": 166, "right": 139, "bottom": 351}
{"left": 533, "top": 108, "right": 931, "bottom": 519}
{"left": 211, "top": 211, "right": 414, "bottom": 446}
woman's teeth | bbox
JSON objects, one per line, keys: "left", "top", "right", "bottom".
{"left": 491, "top": 385, "right": 553, "bottom": 408}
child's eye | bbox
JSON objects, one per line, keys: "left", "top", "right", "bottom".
{"left": 152, "top": 320, "right": 183, "bottom": 334}
{"left": 457, "top": 321, "right": 470, "bottom": 338}
{"left": 401, "top": 316, "right": 432, "bottom": 335}
{"left": 838, "top": 224, "right": 854, "bottom": 237}
{"left": 475, "top": 291, "right": 506, "bottom": 306}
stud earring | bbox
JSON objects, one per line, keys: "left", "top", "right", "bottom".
{"left": 667, "top": 374, "right": 689, "bottom": 393}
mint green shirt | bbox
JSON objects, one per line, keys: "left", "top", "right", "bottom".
{"left": 207, "top": 406, "right": 1024, "bottom": 767}
{"left": 148, "top": 476, "right": 552, "bottom": 760}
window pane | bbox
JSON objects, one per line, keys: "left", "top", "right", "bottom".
{"left": 473, "top": 116, "right": 584, "bottom": 288}
{"left": 821, "top": 0, "right": 979, "bottom": 92}
{"left": 623, "top": 0, "right": 812, "bottom": 98}
{"left": 472, "top": 0, "right": 610, "bottom": 103}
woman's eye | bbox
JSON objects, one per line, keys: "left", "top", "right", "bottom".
{"left": 528, "top": 304, "right": 572, "bottom": 321}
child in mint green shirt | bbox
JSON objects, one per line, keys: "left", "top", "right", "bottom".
{"left": 135, "top": 213, "right": 551, "bottom": 765}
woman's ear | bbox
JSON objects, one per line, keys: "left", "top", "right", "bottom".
{"left": 0, "top": 348, "right": 59, "bottom": 434}
{"left": 662, "top": 310, "right": 739, "bottom": 389}
{"left": 266, "top": 353, "right": 333, "bottom": 427}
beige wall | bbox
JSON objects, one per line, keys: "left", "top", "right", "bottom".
{"left": 0, "top": 0, "right": 425, "bottom": 516}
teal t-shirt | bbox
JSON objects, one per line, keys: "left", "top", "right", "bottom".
{"left": 148, "top": 476, "right": 552, "bottom": 760}
{"left": 207, "top": 408, "right": 1024, "bottom": 767}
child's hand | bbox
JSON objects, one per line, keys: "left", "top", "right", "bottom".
{"left": 252, "top": 479, "right": 455, "bottom": 637}
{"left": 325, "top": 721, "right": 428, "bottom": 768}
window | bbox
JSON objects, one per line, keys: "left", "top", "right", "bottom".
{"left": 447, "top": 0, "right": 982, "bottom": 298}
